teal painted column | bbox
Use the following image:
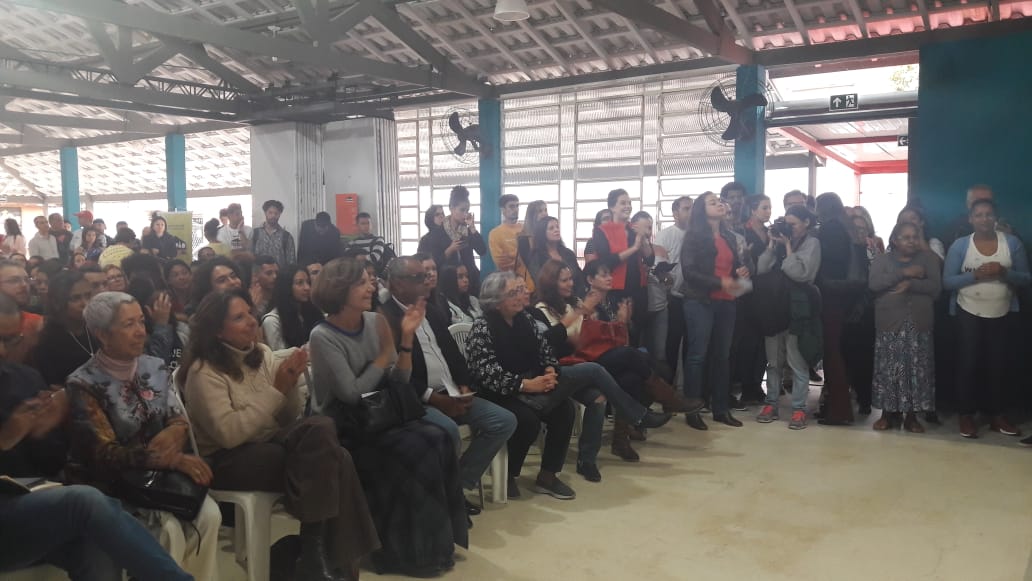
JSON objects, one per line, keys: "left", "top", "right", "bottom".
{"left": 165, "top": 133, "right": 187, "bottom": 212}
{"left": 59, "top": 146, "right": 80, "bottom": 229}
{"left": 478, "top": 98, "right": 502, "bottom": 275}
{"left": 734, "top": 64, "right": 766, "bottom": 197}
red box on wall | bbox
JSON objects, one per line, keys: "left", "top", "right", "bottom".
{"left": 336, "top": 193, "right": 359, "bottom": 235}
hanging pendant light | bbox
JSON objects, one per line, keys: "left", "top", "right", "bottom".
{"left": 494, "top": 0, "right": 530, "bottom": 21}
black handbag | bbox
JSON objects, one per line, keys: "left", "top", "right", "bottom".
{"left": 113, "top": 469, "right": 208, "bottom": 521}
{"left": 335, "top": 377, "right": 426, "bottom": 439}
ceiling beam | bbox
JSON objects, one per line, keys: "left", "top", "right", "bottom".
{"left": 553, "top": 0, "right": 617, "bottom": 69}
{"left": 820, "top": 135, "right": 899, "bottom": 146}
{"left": 693, "top": 0, "right": 728, "bottom": 36}
{"left": 123, "top": 44, "right": 180, "bottom": 85}
{"left": 592, "top": 0, "right": 753, "bottom": 64}
{"left": 714, "top": 0, "right": 753, "bottom": 47}
{"left": 782, "top": 0, "right": 810, "bottom": 46}
{"left": 0, "top": 68, "right": 237, "bottom": 114}
{"left": 844, "top": 0, "right": 870, "bottom": 38}
{"left": 496, "top": 56, "right": 732, "bottom": 95}
{"left": 395, "top": 3, "right": 488, "bottom": 76}
{"left": 777, "top": 126, "right": 858, "bottom": 172}
{"left": 447, "top": 1, "right": 533, "bottom": 80}
{"left": 154, "top": 36, "right": 261, "bottom": 92}
{"left": 0, "top": 159, "right": 48, "bottom": 199}
{"left": 7, "top": 0, "right": 487, "bottom": 96}
{"left": 0, "top": 134, "right": 66, "bottom": 147}
{"left": 0, "top": 111, "right": 133, "bottom": 133}
{"left": 515, "top": 19, "right": 573, "bottom": 74}
{"left": 0, "top": 87, "right": 238, "bottom": 122}
{"left": 0, "top": 120, "right": 239, "bottom": 158}
{"left": 361, "top": 0, "right": 486, "bottom": 90}
{"left": 86, "top": 22, "right": 135, "bottom": 82}
{"left": 914, "top": 0, "right": 932, "bottom": 29}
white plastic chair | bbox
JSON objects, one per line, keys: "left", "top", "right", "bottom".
{"left": 208, "top": 490, "right": 285, "bottom": 581}
{"left": 3, "top": 565, "right": 66, "bottom": 581}
{"left": 449, "top": 322, "right": 508, "bottom": 504}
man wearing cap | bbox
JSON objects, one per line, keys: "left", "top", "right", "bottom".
{"left": 298, "top": 212, "right": 341, "bottom": 265}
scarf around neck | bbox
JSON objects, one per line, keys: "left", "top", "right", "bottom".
{"left": 95, "top": 349, "right": 138, "bottom": 382}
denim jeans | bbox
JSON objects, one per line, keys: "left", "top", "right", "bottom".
{"left": 0, "top": 485, "right": 192, "bottom": 581}
{"left": 422, "top": 397, "right": 518, "bottom": 490}
{"left": 764, "top": 332, "right": 810, "bottom": 411}
{"left": 682, "top": 299, "right": 736, "bottom": 415}
{"left": 559, "top": 362, "right": 650, "bottom": 466}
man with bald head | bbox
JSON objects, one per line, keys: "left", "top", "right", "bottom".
{"left": 378, "top": 256, "right": 515, "bottom": 515}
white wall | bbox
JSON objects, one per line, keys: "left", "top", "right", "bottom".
{"left": 249, "top": 123, "right": 306, "bottom": 237}
{"left": 324, "top": 118, "right": 381, "bottom": 234}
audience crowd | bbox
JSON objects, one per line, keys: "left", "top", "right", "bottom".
{"left": 1, "top": 181, "right": 1030, "bottom": 580}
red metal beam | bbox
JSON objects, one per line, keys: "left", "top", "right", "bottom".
{"left": 819, "top": 135, "right": 899, "bottom": 146}
{"left": 777, "top": 126, "right": 859, "bottom": 172}
{"left": 856, "top": 160, "right": 908, "bottom": 174}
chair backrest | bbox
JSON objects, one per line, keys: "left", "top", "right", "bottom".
{"left": 448, "top": 322, "right": 473, "bottom": 361}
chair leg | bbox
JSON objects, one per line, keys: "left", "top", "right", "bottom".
{"left": 244, "top": 495, "right": 275, "bottom": 581}
{"left": 233, "top": 504, "right": 247, "bottom": 567}
{"left": 490, "top": 448, "right": 508, "bottom": 504}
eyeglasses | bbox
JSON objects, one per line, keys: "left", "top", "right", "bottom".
{"left": 0, "top": 276, "right": 28, "bottom": 286}
{"left": 505, "top": 286, "right": 528, "bottom": 298}
{"left": 106, "top": 275, "right": 125, "bottom": 283}
{"left": 0, "top": 333, "right": 24, "bottom": 348}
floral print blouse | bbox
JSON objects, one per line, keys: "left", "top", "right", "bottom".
{"left": 67, "top": 354, "right": 184, "bottom": 480}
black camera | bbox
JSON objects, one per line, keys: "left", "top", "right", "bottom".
{"left": 770, "top": 217, "right": 793, "bottom": 238}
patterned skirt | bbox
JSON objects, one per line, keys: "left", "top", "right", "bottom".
{"left": 872, "top": 318, "right": 935, "bottom": 412}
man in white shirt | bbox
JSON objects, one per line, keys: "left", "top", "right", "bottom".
{"left": 378, "top": 257, "right": 516, "bottom": 514}
{"left": 27, "top": 216, "right": 59, "bottom": 260}
{"left": 216, "top": 203, "right": 253, "bottom": 253}
{"left": 654, "top": 196, "right": 693, "bottom": 380}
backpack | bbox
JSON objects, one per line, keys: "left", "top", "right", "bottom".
{"left": 744, "top": 269, "right": 792, "bottom": 337}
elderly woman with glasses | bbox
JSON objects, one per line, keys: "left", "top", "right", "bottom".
{"left": 465, "top": 271, "right": 583, "bottom": 500}
{"left": 181, "top": 289, "right": 379, "bottom": 581}
{"left": 308, "top": 258, "right": 467, "bottom": 578}
{"left": 65, "top": 292, "right": 221, "bottom": 580}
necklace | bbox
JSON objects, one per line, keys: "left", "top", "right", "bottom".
{"left": 70, "top": 331, "right": 94, "bottom": 356}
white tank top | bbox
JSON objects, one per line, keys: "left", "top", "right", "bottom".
{"left": 957, "top": 232, "right": 1012, "bottom": 319}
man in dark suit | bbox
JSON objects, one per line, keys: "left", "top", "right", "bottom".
{"left": 379, "top": 256, "right": 516, "bottom": 514}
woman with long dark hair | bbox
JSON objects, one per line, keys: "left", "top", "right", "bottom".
{"left": 188, "top": 256, "right": 243, "bottom": 313}
{"left": 680, "top": 191, "right": 750, "bottom": 429}
{"left": 439, "top": 264, "right": 482, "bottom": 324}
{"left": 527, "top": 216, "right": 584, "bottom": 293}
{"left": 162, "top": 259, "right": 192, "bottom": 319}
{"left": 736, "top": 194, "right": 772, "bottom": 405}
{"left": 262, "top": 264, "right": 324, "bottom": 350}
{"left": 180, "top": 289, "right": 380, "bottom": 580}
{"left": 141, "top": 215, "right": 186, "bottom": 260}
{"left": 32, "top": 270, "right": 97, "bottom": 386}
{"left": 515, "top": 200, "right": 548, "bottom": 294}
{"left": 814, "top": 192, "right": 864, "bottom": 425}
{"left": 77, "top": 227, "right": 104, "bottom": 263}
{"left": 1, "top": 218, "right": 26, "bottom": 257}
{"left": 417, "top": 204, "right": 445, "bottom": 256}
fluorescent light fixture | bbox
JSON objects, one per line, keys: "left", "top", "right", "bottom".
{"left": 494, "top": 0, "right": 530, "bottom": 21}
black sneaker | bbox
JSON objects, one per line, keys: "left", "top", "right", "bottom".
{"left": 731, "top": 396, "right": 747, "bottom": 412}
{"left": 576, "top": 462, "right": 602, "bottom": 482}
{"left": 507, "top": 476, "right": 521, "bottom": 500}
{"left": 533, "top": 477, "right": 576, "bottom": 500}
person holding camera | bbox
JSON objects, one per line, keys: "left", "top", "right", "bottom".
{"left": 754, "top": 206, "right": 822, "bottom": 429}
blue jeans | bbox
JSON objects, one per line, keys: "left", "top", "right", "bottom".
{"left": 682, "top": 299, "right": 736, "bottom": 415}
{"left": 764, "top": 332, "right": 810, "bottom": 411}
{"left": 422, "top": 397, "right": 517, "bottom": 490}
{"left": 560, "top": 362, "right": 650, "bottom": 466}
{"left": 0, "top": 485, "right": 191, "bottom": 581}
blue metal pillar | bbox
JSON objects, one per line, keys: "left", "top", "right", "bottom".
{"left": 734, "top": 64, "right": 767, "bottom": 197}
{"left": 165, "top": 133, "right": 187, "bottom": 211}
{"left": 59, "top": 146, "right": 80, "bottom": 228}
{"left": 478, "top": 97, "right": 502, "bottom": 275}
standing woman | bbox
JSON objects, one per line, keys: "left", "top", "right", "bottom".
{"left": 515, "top": 200, "right": 547, "bottom": 293}
{"left": 591, "top": 189, "right": 653, "bottom": 345}
{"left": 680, "top": 192, "right": 750, "bottom": 429}
{"left": 737, "top": 194, "right": 772, "bottom": 404}
{"left": 308, "top": 258, "right": 467, "bottom": 577}
{"left": 943, "top": 199, "right": 1030, "bottom": 439}
{"left": 181, "top": 290, "right": 380, "bottom": 581}
{"left": 261, "top": 264, "right": 323, "bottom": 351}
{"left": 527, "top": 216, "right": 584, "bottom": 293}
{"left": 423, "top": 186, "right": 486, "bottom": 295}
{"left": 897, "top": 206, "right": 946, "bottom": 260}
{"left": 142, "top": 215, "right": 186, "bottom": 260}
{"left": 814, "top": 192, "right": 864, "bottom": 425}
{"left": 1, "top": 218, "right": 26, "bottom": 257}
{"left": 66, "top": 292, "right": 221, "bottom": 580}
{"left": 869, "top": 222, "right": 942, "bottom": 433}
{"left": 855, "top": 206, "right": 885, "bottom": 256}
{"left": 439, "top": 264, "right": 482, "bottom": 324}
{"left": 582, "top": 209, "right": 612, "bottom": 263}
{"left": 417, "top": 205, "right": 445, "bottom": 256}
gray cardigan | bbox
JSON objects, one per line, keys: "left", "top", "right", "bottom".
{"left": 308, "top": 311, "right": 410, "bottom": 412}
{"left": 868, "top": 250, "right": 942, "bottom": 332}
{"left": 756, "top": 236, "right": 822, "bottom": 284}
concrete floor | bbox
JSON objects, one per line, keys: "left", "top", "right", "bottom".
{"left": 218, "top": 404, "right": 1032, "bottom": 581}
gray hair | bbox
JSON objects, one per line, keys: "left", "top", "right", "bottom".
{"left": 386, "top": 256, "right": 421, "bottom": 289}
{"left": 478, "top": 271, "right": 518, "bottom": 312}
{"left": 84, "top": 292, "right": 137, "bottom": 334}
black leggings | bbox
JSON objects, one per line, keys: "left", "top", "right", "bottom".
{"left": 955, "top": 309, "right": 1009, "bottom": 416}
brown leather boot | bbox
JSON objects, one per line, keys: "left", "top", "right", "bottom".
{"left": 611, "top": 419, "right": 640, "bottom": 462}
{"left": 644, "top": 374, "right": 705, "bottom": 414}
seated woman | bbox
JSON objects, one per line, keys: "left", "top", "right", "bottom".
{"left": 308, "top": 258, "right": 467, "bottom": 578}
{"left": 439, "top": 264, "right": 482, "bottom": 324}
{"left": 531, "top": 259, "right": 673, "bottom": 479}
{"left": 187, "top": 255, "right": 244, "bottom": 313}
{"left": 1, "top": 292, "right": 190, "bottom": 581}
{"left": 262, "top": 264, "right": 324, "bottom": 350}
{"left": 33, "top": 270, "right": 97, "bottom": 386}
{"left": 103, "top": 264, "right": 127, "bottom": 292}
{"left": 65, "top": 292, "right": 221, "bottom": 579}
{"left": 181, "top": 290, "right": 379, "bottom": 581}
{"left": 869, "top": 222, "right": 942, "bottom": 433}
{"left": 163, "top": 259, "right": 193, "bottom": 321}
{"left": 465, "top": 271, "right": 583, "bottom": 499}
